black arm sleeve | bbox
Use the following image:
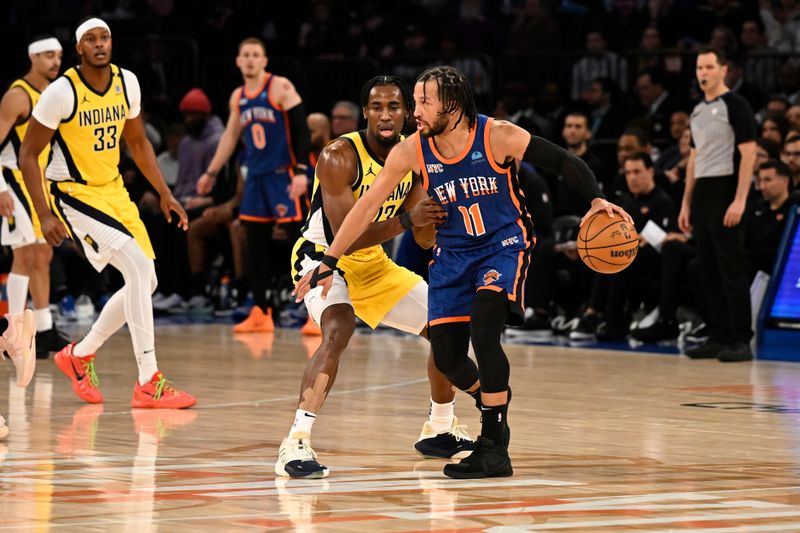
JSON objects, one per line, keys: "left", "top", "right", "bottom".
{"left": 287, "top": 102, "right": 310, "bottom": 169}
{"left": 523, "top": 136, "right": 605, "bottom": 202}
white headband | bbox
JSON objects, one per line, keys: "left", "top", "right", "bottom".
{"left": 28, "top": 37, "right": 62, "bottom": 56}
{"left": 75, "top": 18, "right": 110, "bottom": 42}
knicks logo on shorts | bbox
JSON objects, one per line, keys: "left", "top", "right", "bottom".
{"left": 482, "top": 269, "right": 501, "bottom": 285}
{"left": 276, "top": 204, "right": 288, "bottom": 217}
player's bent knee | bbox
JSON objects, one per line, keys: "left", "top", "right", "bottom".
{"left": 429, "top": 323, "right": 474, "bottom": 389}
{"left": 319, "top": 304, "right": 356, "bottom": 349}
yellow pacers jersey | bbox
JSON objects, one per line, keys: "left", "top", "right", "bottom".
{"left": 55, "top": 64, "right": 129, "bottom": 186}
{"left": 0, "top": 79, "right": 50, "bottom": 171}
{"left": 292, "top": 130, "right": 421, "bottom": 327}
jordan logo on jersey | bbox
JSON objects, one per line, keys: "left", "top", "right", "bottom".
{"left": 82, "top": 94, "right": 90, "bottom": 104}
{"left": 365, "top": 164, "right": 376, "bottom": 177}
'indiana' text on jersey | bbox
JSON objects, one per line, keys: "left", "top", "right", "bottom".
{"left": 50, "top": 64, "right": 130, "bottom": 186}
{"left": 416, "top": 114, "right": 533, "bottom": 252}
{"left": 237, "top": 74, "right": 294, "bottom": 176}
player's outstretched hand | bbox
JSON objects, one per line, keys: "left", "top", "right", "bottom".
{"left": 293, "top": 262, "right": 334, "bottom": 302}
{"left": 410, "top": 197, "right": 447, "bottom": 226}
{"left": 161, "top": 193, "right": 189, "bottom": 231}
{"left": 581, "top": 198, "right": 633, "bottom": 226}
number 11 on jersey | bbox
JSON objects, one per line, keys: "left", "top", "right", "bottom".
{"left": 458, "top": 203, "right": 485, "bottom": 236}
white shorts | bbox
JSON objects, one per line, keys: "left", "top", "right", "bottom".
{"left": 57, "top": 200, "right": 133, "bottom": 271}
{"left": 298, "top": 256, "right": 428, "bottom": 335}
{"left": 1, "top": 187, "right": 43, "bottom": 249}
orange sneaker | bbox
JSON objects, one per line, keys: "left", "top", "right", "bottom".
{"left": 233, "top": 306, "right": 275, "bottom": 333}
{"left": 54, "top": 343, "right": 103, "bottom": 404}
{"left": 301, "top": 316, "right": 322, "bottom": 336}
{"left": 132, "top": 371, "right": 196, "bottom": 409}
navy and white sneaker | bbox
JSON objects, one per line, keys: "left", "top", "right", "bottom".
{"left": 275, "top": 435, "right": 329, "bottom": 478}
{"left": 414, "top": 416, "right": 476, "bottom": 459}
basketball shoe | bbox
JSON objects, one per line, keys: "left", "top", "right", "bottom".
{"left": 54, "top": 343, "right": 103, "bottom": 403}
{"left": 1, "top": 310, "right": 36, "bottom": 387}
{"left": 234, "top": 306, "right": 275, "bottom": 333}
{"left": 414, "top": 416, "right": 476, "bottom": 459}
{"left": 132, "top": 371, "right": 196, "bottom": 409}
{"left": 443, "top": 436, "right": 513, "bottom": 479}
{"left": 0, "top": 414, "right": 8, "bottom": 440}
{"left": 275, "top": 434, "right": 329, "bottom": 478}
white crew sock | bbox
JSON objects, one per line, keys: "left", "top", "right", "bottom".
{"left": 428, "top": 399, "right": 455, "bottom": 433}
{"left": 6, "top": 273, "right": 29, "bottom": 315}
{"left": 289, "top": 409, "right": 317, "bottom": 439}
{"left": 34, "top": 307, "right": 53, "bottom": 332}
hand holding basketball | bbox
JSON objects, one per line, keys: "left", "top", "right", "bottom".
{"left": 578, "top": 209, "right": 639, "bottom": 274}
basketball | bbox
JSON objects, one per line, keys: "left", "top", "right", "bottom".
{"left": 577, "top": 211, "right": 639, "bottom": 274}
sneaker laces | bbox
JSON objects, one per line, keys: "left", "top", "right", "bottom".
{"left": 152, "top": 375, "right": 180, "bottom": 400}
{"left": 82, "top": 359, "right": 99, "bottom": 387}
{"left": 283, "top": 438, "right": 318, "bottom": 463}
{"left": 448, "top": 423, "right": 473, "bottom": 442}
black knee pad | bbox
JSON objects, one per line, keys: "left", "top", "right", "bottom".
{"left": 470, "top": 289, "right": 510, "bottom": 393}
{"left": 429, "top": 322, "right": 477, "bottom": 391}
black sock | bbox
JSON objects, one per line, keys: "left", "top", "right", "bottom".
{"left": 0, "top": 317, "right": 7, "bottom": 335}
{"left": 480, "top": 403, "right": 508, "bottom": 444}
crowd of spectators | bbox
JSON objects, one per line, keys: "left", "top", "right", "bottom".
{"left": 2, "top": 0, "right": 800, "bottom": 351}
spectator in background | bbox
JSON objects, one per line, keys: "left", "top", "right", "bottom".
{"left": 758, "top": 0, "right": 800, "bottom": 53}
{"left": 708, "top": 24, "right": 739, "bottom": 57}
{"left": 656, "top": 110, "right": 691, "bottom": 173}
{"left": 582, "top": 77, "right": 627, "bottom": 141}
{"left": 635, "top": 68, "right": 679, "bottom": 147}
{"left": 555, "top": 111, "right": 607, "bottom": 216}
{"left": 787, "top": 104, "right": 800, "bottom": 131}
{"left": 726, "top": 56, "right": 767, "bottom": 113}
{"left": 507, "top": 0, "right": 560, "bottom": 53}
{"left": 330, "top": 100, "right": 360, "bottom": 137}
{"left": 493, "top": 82, "right": 552, "bottom": 139}
{"left": 782, "top": 134, "right": 800, "bottom": 188}
{"left": 740, "top": 18, "right": 782, "bottom": 94}
{"left": 761, "top": 111, "right": 792, "bottom": 146}
{"left": 746, "top": 159, "right": 792, "bottom": 277}
{"left": 307, "top": 112, "right": 331, "bottom": 170}
{"left": 779, "top": 62, "right": 800, "bottom": 105}
{"left": 432, "top": 31, "right": 491, "bottom": 109}
{"left": 571, "top": 30, "right": 628, "bottom": 101}
{"left": 298, "top": 0, "right": 343, "bottom": 57}
{"left": 156, "top": 124, "right": 184, "bottom": 190}
{"left": 660, "top": 127, "right": 691, "bottom": 205}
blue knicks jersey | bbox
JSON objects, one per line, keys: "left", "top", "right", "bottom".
{"left": 417, "top": 114, "right": 534, "bottom": 252}
{"left": 237, "top": 74, "right": 294, "bottom": 175}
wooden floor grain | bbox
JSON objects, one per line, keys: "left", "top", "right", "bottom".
{"left": 2, "top": 324, "right": 800, "bottom": 531}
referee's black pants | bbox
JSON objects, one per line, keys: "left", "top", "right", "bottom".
{"left": 691, "top": 177, "right": 752, "bottom": 344}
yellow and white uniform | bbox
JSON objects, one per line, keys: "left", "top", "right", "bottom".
{"left": 0, "top": 79, "right": 50, "bottom": 248}
{"left": 292, "top": 131, "right": 426, "bottom": 332}
{"left": 32, "top": 63, "right": 154, "bottom": 271}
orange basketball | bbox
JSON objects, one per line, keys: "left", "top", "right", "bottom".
{"left": 577, "top": 211, "right": 639, "bottom": 274}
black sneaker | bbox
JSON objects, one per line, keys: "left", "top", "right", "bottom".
{"left": 685, "top": 322, "right": 709, "bottom": 344}
{"left": 569, "top": 313, "right": 600, "bottom": 341}
{"left": 685, "top": 340, "right": 723, "bottom": 359}
{"left": 414, "top": 417, "right": 476, "bottom": 459}
{"left": 718, "top": 342, "right": 753, "bottom": 362}
{"left": 595, "top": 319, "right": 628, "bottom": 341}
{"left": 506, "top": 310, "right": 552, "bottom": 339}
{"left": 631, "top": 318, "right": 679, "bottom": 343}
{"left": 35, "top": 327, "right": 71, "bottom": 359}
{"left": 443, "top": 437, "right": 513, "bottom": 479}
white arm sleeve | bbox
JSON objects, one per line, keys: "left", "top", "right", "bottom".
{"left": 121, "top": 69, "right": 141, "bottom": 119}
{"left": 31, "top": 77, "right": 74, "bottom": 130}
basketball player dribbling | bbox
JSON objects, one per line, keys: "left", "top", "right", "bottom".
{"left": 296, "top": 66, "right": 631, "bottom": 478}
{"left": 276, "top": 76, "right": 483, "bottom": 479}
{"left": 19, "top": 17, "right": 195, "bottom": 409}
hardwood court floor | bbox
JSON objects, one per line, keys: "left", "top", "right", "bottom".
{"left": 2, "top": 324, "right": 800, "bottom": 531}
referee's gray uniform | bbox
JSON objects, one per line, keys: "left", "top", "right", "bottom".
{"left": 689, "top": 91, "right": 756, "bottom": 346}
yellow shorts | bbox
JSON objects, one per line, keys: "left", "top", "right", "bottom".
{"left": 292, "top": 238, "right": 423, "bottom": 328}
{"left": 49, "top": 176, "right": 154, "bottom": 271}
{"left": 1, "top": 168, "right": 44, "bottom": 247}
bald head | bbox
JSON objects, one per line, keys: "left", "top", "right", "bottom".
{"left": 308, "top": 112, "right": 332, "bottom": 152}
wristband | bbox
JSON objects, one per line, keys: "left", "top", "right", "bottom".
{"left": 399, "top": 211, "right": 413, "bottom": 230}
{"left": 294, "top": 164, "right": 308, "bottom": 175}
{"left": 321, "top": 254, "right": 338, "bottom": 269}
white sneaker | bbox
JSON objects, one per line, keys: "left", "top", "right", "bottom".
{"left": 275, "top": 435, "right": 329, "bottom": 478}
{"left": 414, "top": 416, "right": 476, "bottom": 459}
{"left": 153, "top": 293, "right": 185, "bottom": 311}
{"left": 2, "top": 310, "right": 36, "bottom": 387}
{"left": 0, "top": 414, "right": 8, "bottom": 440}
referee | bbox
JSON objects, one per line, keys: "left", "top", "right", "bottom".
{"left": 678, "top": 47, "right": 757, "bottom": 362}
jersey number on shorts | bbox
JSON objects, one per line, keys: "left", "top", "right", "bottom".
{"left": 458, "top": 203, "right": 486, "bottom": 236}
{"left": 93, "top": 125, "right": 118, "bottom": 151}
{"left": 251, "top": 123, "right": 267, "bottom": 149}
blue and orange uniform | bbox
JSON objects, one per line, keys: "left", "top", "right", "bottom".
{"left": 416, "top": 114, "right": 535, "bottom": 326}
{"left": 237, "top": 74, "right": 305, "bottom": 223}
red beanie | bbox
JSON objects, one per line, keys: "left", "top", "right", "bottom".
{"left": 179, "top": 88, "right": 211, "bottom": 114}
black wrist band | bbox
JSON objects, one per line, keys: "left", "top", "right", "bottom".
{"left": 321, "top": 254, "right": 338, "bottom": 269}
{"left": 399, "top": 211, "right": 413, "bottom": 230}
